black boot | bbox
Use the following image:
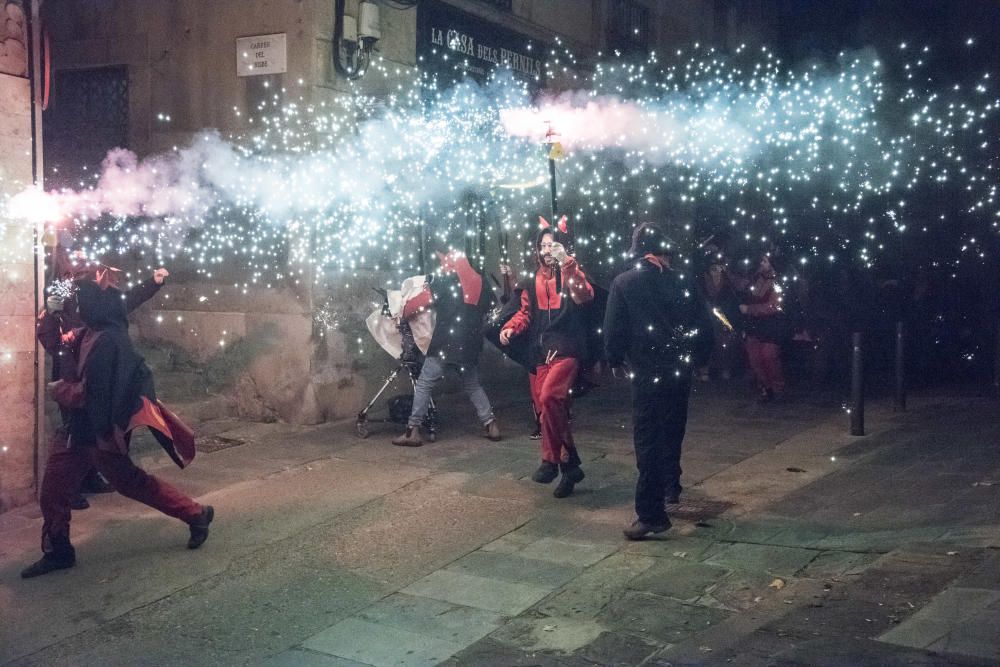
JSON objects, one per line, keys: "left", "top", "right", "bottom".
{"left": 553, "top": 464, "right": 585, "bottom": 498}
{"left": 81, "top": 469, "right": 114, "bottom": 494}
{"left": 187, "top": 506, "right": 214, "bottom": 549}
{"left": 22, "top": 541, "right": 76, "bottom": 579}
{"left": 69, "top": 493, "right": 90, "bottom": 510}
{"left": 531, "top": 461, "right": 558, "bottom": 484}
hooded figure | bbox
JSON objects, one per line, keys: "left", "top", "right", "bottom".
{"left": 605, "top": 221, "right": 714, "bottom": 540}
{"left": 498, "top": 217, "right": 596, "bottom": 498}
{"left": 22, "top": 278, "right": 213, "bottom": 580}
{"left": 391, "top": 249, "right": 501, "bottom": 447}
{"left": 36, "top": 251, "right": 163, "bottom": 506}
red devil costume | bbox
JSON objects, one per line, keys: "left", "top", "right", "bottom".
{"left": 36, "top": 249, "right": 157, "bottom": 505}
{"left": 501, "top": 216, "right": 595, "bottom": 498}
{"left": 392, "top": 250, "right": 500, "bottom": 447}
{"left": 22, "top": 279, "right": 213, "bottom": 579}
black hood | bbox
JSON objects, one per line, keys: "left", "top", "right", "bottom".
{"left": 76, "top": 280, "right": 128, "bottom": 330}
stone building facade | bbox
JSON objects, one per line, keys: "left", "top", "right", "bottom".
{"left": 0, "top": 0, "right": 39, "bottom": 511}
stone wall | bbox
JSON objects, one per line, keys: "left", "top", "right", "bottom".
{"left": 0, "top": 62, "right": 38, "bottom": 511}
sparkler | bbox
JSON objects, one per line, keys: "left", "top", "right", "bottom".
{"left": 0, "top": 38, "right": 993, "bottom": 303}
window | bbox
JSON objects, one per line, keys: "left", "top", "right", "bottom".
{"left": 608, "top": 0, "right": 650, "bottom": 56}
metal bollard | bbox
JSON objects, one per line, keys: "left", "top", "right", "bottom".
{"left": 850, "top": 332, "right": 865, "bottom": 436}
{"left": 894, "top": 321, "right": 906, "bottom": 412}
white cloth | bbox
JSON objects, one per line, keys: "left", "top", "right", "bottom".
{"left": 365, "top": 275, "right": 435, "bottom": 359}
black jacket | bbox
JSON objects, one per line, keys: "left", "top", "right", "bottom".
{"left": 604, "top": 258, "right": 714, "bottom": 381}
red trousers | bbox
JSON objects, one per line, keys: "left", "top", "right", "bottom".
{"left": 529, "top": 357, "right": 581, "bottom": 466}
{"left": 40, "top": 437, "right": 203, "bottom": 552}
{"left": 745, "top": 336, "right": 785, "bottom": 393}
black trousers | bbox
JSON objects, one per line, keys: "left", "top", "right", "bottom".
{"left": 632, "top": 376, "right": 692, "bottom": 524}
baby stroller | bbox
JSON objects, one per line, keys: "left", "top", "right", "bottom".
{"left": 355, "top": 286, "right": 439, "bottom": 440}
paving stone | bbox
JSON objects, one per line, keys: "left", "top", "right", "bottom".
{"left": 580, "top": 630, "right": 663, "bottom": 666}
{"left": 357, "top": 593, "right": 503, "bottom": 646}
{"left": 444, "top": 550, "right": 582, "bottom": 588}
{"left": 440, "top": 638, "right": 590, "bottom": 666}
{"left": 878, "top": 587, "right": 1000, "bottom": 650}
{"left": 535, "top": 552, "right": 657, "bottom": 619}
{"left": 517, "top": 536, "right": 618, "bottom": 567}
{"left": 772, "top": 637, "right": 989, "bottom": 666}
{"left": 622, "top": 534, "right": 721, "bottom": 560}
{"left": 951, "top": 552, "right": 1000, "bottom": 590}
{"left": 926, "top": 609, "right": 1000, "bottom": 661}
{"left": 489, "top": 614, "right": 606, "bottom": 653}
{"left": 401, "top": 570, "right": 553, "bottom": 616}
{"left": 596, "top": 591, "right": 731, "bottom": 645}
{"left": 705, "top": 542, "right": 820, "bottom": 577}
{"left": 627, "top": 557, "right": 731, "bottom": 602}
{"left": 261, "top": 649, "right": 370, "bottom": 666}
{"left": 302, "top": 617, "right": 464, "bottom": 667}
{"left": 798, "top": 550, "right": 880, "bottom": 579}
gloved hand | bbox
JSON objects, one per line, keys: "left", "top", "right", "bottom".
{"left": 550, "top": 242, "right": 568, "bottom": 265}
{"left": 46, "top": 295, "right": 65, "bottom": 312}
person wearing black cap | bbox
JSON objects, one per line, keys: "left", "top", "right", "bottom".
{"left": 604, "top": 222, "right": 714, "bottom": 540}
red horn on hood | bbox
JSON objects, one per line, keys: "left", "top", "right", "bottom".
{"left": 556, "top": 215, "right": 568, "bottom": 234}
{"left": 538, "top": 216, "right": 550, "bottom": 230}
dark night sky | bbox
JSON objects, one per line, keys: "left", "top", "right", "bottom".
{"left": 775, "top": 0, "right": 1000, "bottom": 72}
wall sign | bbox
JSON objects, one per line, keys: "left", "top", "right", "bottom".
{"left": 236, "top": 33, "right": 287, "bottom": 77}
{"left": 417, "top": 0, "right": 545, "bottom": 88}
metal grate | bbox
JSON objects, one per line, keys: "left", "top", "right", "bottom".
{"left": 43, "top": 66, "right": 129, "bottom": 189}
{"left": 608, "top": 0, "right": 650, "bottom": 55}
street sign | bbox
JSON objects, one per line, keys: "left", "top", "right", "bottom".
{"left": 236, "top": 33, "right": 287, "bottom": 77}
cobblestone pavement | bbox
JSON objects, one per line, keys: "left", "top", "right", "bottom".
{"left": 2, "top": 376, "right": 998, "bottom": 666}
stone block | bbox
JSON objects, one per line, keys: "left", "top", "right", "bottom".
{"left": 402, "top": 570, "right": 553, "bottom": 616}
{"left": 628, "top": 557, "right": 731, "bottom": 602}
{"left": 490, "top": 614, "right": 606, "bottom": 654}
{"left": 705, "top": 542, "right": 820, "bottom": 577}
{"left": 596, "top": 591, "right": 731, "bottom": 645}
{"left": 301, "top": 617, "right": 465, "bottom": 666}
{"left": 581, "top": 631, "right": 663, "bottom": 666}
{"left": 445, "top": 550, "right": 583, "bottom": 589}
{"left": 358, "top": 593, "right": 504, "bottom": 646}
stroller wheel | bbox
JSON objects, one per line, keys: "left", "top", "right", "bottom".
{"left": 356, "top": 421, "right": 369, "bottom": 439}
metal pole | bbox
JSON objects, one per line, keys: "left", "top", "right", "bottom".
{"left": 894, "top": 321, "right": 906, "bottom": 411}
{"left": 850, "top": 331, "right": 865, "bottom": 436}
{"left": 547, "top": 151, "right": 558, "bottom": 219}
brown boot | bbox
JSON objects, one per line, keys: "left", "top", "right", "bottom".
{"left": 392, "top": 426, "right": 423, "bottom": 447}
{"left": 484, "top": 418, "right": 501, "bottom": 442}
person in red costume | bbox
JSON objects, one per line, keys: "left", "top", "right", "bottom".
{"left": 740, "top": 254, "right": 787, "bottom": 402}
{"left": 22, "top": 277, "right": 212, "bottom": 579}
{"left": 392, "top": 248, "right": 501, "bottom": 447}
{"left": 500, "top": 217, "right": 595, "bottom": 498}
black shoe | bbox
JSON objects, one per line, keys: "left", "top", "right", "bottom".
{"left": 529, "top": 429, "right": 542, "bottom": 440}
{"left": 81, "top": 471, "right": 114, "bottom": 494}
{"left": 553, "top": 465, "right": 585, "bottom": 498}
{"left": 21, "top": 552, "right": 76, "bottom": 578}
{"left": 531, "top": 461, "right": 559, "bottom": 484}
{"left": 70, "top": 494, "right": 90, "bottom": 510}
{"left": 666, "top": 487, "right": 682, "bottom": 505}
{"left": 187, "top": 506, "right": 214, "bottom": 549}
{"left": 623, "top": 518, "right": 671, "bottom": 541}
